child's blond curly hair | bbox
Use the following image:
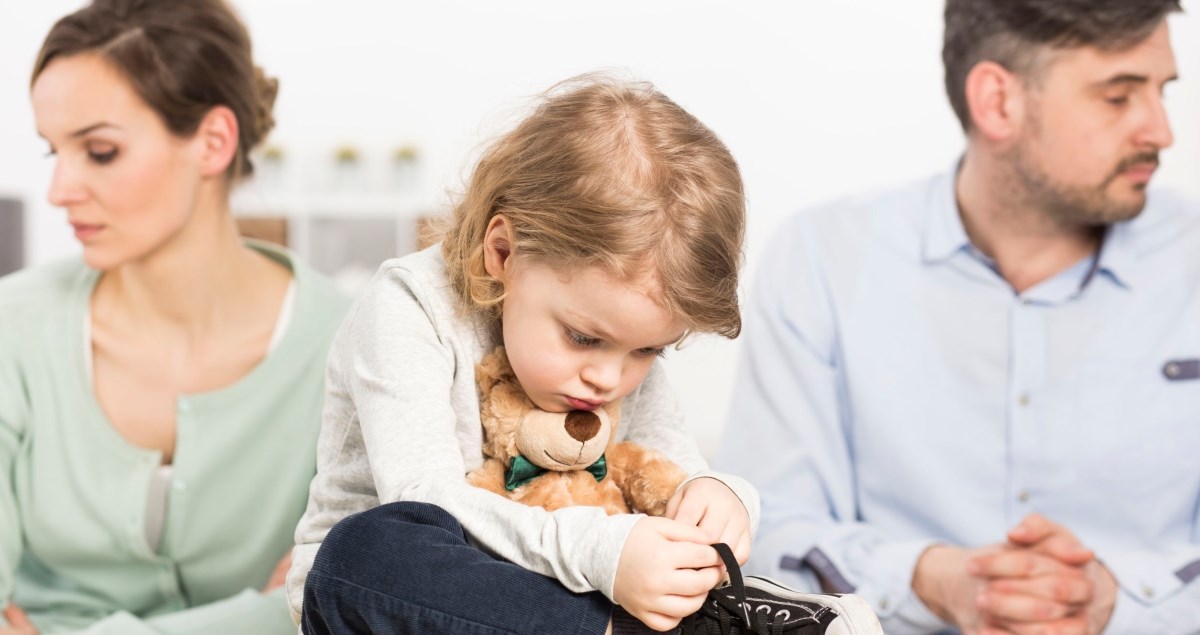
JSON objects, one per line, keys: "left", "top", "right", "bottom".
{"left": 441, "top": 74, "right": 745, "bottom": 339}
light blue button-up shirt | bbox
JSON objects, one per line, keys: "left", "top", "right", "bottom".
{"left": 717, "top": 168, "right": 1200, "bottom": 634}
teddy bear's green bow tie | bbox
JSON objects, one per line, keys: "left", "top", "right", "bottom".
{"left": 505, "top": 454, "right": 608, "bottom": 491}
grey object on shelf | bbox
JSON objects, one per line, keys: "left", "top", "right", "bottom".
{"left": 307, "top": 216, "right": 404, "bottom": 295}
{"left": 0, "top": 198, "right": 24, "bottom": 277}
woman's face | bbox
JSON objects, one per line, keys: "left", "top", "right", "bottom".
{"left": 31, "top": 53, "right": 205, "bottom": 271}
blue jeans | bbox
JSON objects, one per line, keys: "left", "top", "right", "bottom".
{"left": 302, "top": 501, "right": 613, "bottom": 635}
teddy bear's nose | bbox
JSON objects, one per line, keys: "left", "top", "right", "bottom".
{"left": 565, "top": 410, "right": 602, "bottom": 442}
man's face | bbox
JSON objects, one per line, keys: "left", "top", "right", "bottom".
{"left": 1011, "top": 20, "right": 1177, "bottom": 226}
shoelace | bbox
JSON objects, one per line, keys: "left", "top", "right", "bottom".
{"left": 679, "top": 543, "right": 788, "bottom": 635}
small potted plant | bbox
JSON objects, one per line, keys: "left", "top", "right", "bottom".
{"left": 390, "top": 144, "right": 420, "bottom": 192}
{"left": 255, "top": 144, "right": 286, "bottom": 189}
{"left": 332, "top": 144, "right": 363, "bottom": 192}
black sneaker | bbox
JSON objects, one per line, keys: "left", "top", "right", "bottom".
{"left": 677, "top": 544, "right": 883, "bottom": 635}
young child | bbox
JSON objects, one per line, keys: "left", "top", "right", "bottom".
{"left": 287, "top": 77, "right": 873, "bottom": 635}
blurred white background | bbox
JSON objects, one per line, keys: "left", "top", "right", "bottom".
{"left": 2, "top": 1, "right": 1198, "bottom": 457}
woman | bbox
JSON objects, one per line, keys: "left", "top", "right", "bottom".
{"left": 0, "top": 0, "right": 349, "bottom": 632}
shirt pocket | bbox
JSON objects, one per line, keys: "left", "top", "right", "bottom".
{"left": 1075, "top": 359, "right": 1200, "bottom": 496}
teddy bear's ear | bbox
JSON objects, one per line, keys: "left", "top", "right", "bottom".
{"left": 481, "top": 380, "right": 531, "bottom": 459}
{"left": 477, "top": 346, "right": 517, "bottom": 398}
{"left": 477, "top": 346, "right": 529, "bottom": 461}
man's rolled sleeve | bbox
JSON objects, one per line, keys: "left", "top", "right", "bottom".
{"left": 852, "top": 539, "right": 947, "bottom": 633}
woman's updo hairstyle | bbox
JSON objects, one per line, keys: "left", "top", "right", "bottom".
{"left": 33, "top": 0, "right": 278, "bottom": 181}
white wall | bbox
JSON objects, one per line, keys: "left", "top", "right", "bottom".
{"left": 3, "top": 1, "right": 1198, "bottom": 457}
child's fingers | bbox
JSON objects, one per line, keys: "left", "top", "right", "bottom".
{"left": 672, "top": 491, "right": 708, "bottom": 530}
{"left": 712, "top": 512, "right": 748, "bottom": 547}
{"left": 702, "top": 505, "right": 750, "bottom": 565}
{"left": 731, "top": 530, "right": 752, "bottom": 566}
{"left": 666, "top": 539, "right": 723, "bottom": 570}
{"left": 709, "top": 518, "right": 732, "bottom": 551}
{"left": 664, "top": 488, "right": 684, "bottom": 520}
{"left": 697, "top": 511, "right": 729, "bottom": 546}
{"left": 669, "top": 565, "right": 724, "bottom": 596}
{"left": 628, "top": 592, "right": 708, "bottom": 630}
{"left": 703, "top": 518, "right": 737, "bottom": 571}
{"left": 653, "top": 515, "right": 712, "bottom": 545}
{"left": 656, "top": 593, "right": 709, "bottom": 621}
{"left": 632, "top": 609, "right": 684, "bottom": 633}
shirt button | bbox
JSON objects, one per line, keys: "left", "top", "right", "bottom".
{"left": 878, "top": 598, "right": 889, "bottom": 611}
{"left": 1142, "top": 585, "right": 1155, "bottom": 599}
{"left": 1017, "top": 393, "right": 1031, "bottom": 407}
{"left": 1165, "top": 363, "right": 1181, "bottom": 378}
{"left": 173, "top": 480, "right": 187, "bottom": 492}
{"left": 1017, "top": 490, "right": 1031, "bottom": 503}
{"left": 178, "top": 399, "right": 190, "bottom": 413}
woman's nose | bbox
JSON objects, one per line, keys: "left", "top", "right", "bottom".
{"left": 47, "top": 158, "right": 86, "bottom": 208}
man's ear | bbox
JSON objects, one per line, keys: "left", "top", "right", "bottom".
{"left": 194, "top": 105, "right": 240, "bottom": 178}
{"left": 483, "top": 214, "right": 515, "bottom": 281}
{"left": 964, "top": 60, "right": 1027, "bottom": 143}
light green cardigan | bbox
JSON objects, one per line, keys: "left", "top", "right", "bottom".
{"left": 0, "top": 242, "right": 349, "bottom": 634}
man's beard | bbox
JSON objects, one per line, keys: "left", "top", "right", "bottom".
{"left": 1010, "top": 144, "right": 1158, "bottom": 228}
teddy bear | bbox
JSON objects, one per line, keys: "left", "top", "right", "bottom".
{"left": 466, "top": 346, "right": 687, "bottom": 516}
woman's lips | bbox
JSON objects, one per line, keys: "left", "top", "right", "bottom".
{"left": 70, "top": 222, "right": 103, "bottom": 241}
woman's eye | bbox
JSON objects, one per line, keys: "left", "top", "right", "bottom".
{"left": 88, "top": 147, "right": 118, "bottom": 164}
{"left": 564, "top": 328, "right": 601, "bottom": 348}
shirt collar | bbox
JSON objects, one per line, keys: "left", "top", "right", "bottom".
{"left": 921, "top": 163, "right": 972, "bottom": 264}
{"left": 1092, "top": 221, "right": 1136, "bottom": 290}
{"left": 920, "top": 160, "right": 1140, "bottom": 290}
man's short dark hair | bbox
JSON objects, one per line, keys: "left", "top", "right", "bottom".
{"left": 943, "top": 0, "right": 1183, "bottom": 131}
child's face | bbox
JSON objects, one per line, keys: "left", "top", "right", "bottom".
{"left": 498, "top": 258, "right": 684, "bottom": 414}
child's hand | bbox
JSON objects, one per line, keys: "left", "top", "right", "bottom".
{"left": 666, "top": 477, "right": 752, "bottom": 566}
{"left": 612, "top": 516, "right": 724, "bottom": 631}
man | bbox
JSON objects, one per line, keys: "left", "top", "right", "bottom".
{"left": 719, "top": 1, "right": 1199, "bottom": 633}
